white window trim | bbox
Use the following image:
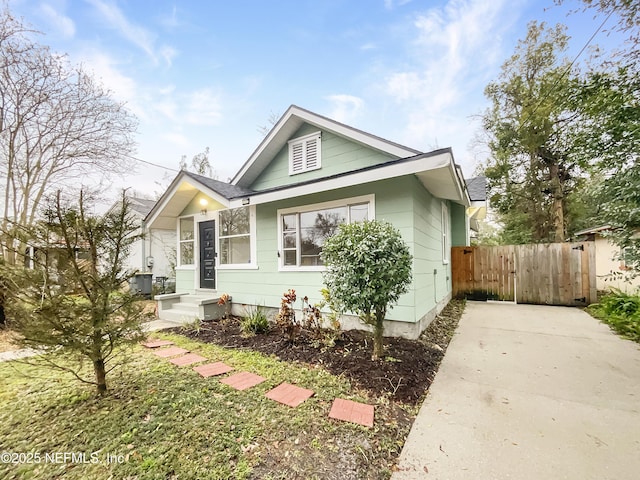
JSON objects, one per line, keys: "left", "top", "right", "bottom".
{"left": 217, "top": 205, "right": 258, "bottom": 270}
{"left": 442, "top": 201, "right": 450, "bottom": 264}
{"left": 177, "top": 214, "right": 196, "bottom": 269}
{"left": 277, "top": 194, "right": 375, "bottom": 272}
{"left": 288, "top": 131, "right": 322, "bottom": 175}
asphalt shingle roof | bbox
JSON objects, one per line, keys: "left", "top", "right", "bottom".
{"left": 183, "top": 171, "right": 254, "bottom": 199}
{"left": 466, "top": 176, "right": 487, "bottom": 202}
{"left": 128, "top": 197, "right": 157, "bottom": 217}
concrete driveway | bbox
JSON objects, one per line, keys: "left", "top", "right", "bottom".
{"left": 393, "top": 302, "right": 640, "bottom": 480}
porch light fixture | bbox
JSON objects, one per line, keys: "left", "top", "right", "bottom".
{"left": 242, "top": 197, "right": 250, "bottom": 205}
{"left": 199, "top": 198, "right": 208, "bottom": 215}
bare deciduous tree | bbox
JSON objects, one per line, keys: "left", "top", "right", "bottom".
{"left": 0, "top": 7, "right": 138, "bottom": 264}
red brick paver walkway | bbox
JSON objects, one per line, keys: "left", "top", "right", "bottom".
{"left": 329, "top": 398, "right": 374, "bottom": 427}
{"left": 144, "top": 341, "right": 375, "bottom": 428}
{"left": 220, "top": 371, "right": 266, "bottom": 391}
{"left": 152, "top": 346, "right": 189, "bottom": 358}
{"left": 170, "top": 353, "right": 207, "bottom": 366}
{"left": 142, "top": 339, "right": 175, "bottom": 348}
{"left": 265, "top": 382, "right": 314, "bottom": 408}
{"left": 193, "top": 362, "right": 234, "bottom": 378}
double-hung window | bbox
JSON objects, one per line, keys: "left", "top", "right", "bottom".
{"left": 179, "top": 217, "right": 195, "bottom": 266}
{"left": 219, "top": 206, "right": 252, "bottom": 265}
{"left": 620, "top": 246, "right": 637, "bottom": 271}
{"left": 288, "top": 131, "right": 321, "bottom": 175}
{"left": 279, "top": 195, "right": 373, "bottom": 270}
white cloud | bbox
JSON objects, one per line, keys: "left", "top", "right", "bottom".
{"left": 154, "top": 98, "right": 178, "bottom": 122}
{"left": 380, "top": 0, "right": 519, "bottom": 167}
{"left": 158, "top": 85, "right": 176, "bottom": 96}
{"left": 85, "top": 0, "right": 175, "bottom": 66}
{"left": 153, "top": 86, "right": 222, "bottom": 127}
{"left": 325, "top": 94, "right": 365, "bottom": 124}
{"left": 77, "top": 50, "right": 138, "bottom": 103}
{"left": 38, "top": 3, "right": 75, "bottom": 38}
{"left": 164, "top": 131, "right": 190, "bottom": 148}
{"left": 384, "top": 0, "right": 413, "bottom": 10}
{"left": 158, "top": 5, "right": 181, "bottom": 30}
{"left": 160, "top": 45, "right": 178, "bottom": 67}
{"left": 184, "top": 89, "right": 223, "bottom": 126}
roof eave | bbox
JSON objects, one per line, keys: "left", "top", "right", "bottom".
{"left": 228, "top": 148, "right": 469, "bottom": 208}
{"left": 145, "top": 171, "right": 232, "bottom": 229}
{"left": 230, "top": 105, "right": 422, "bottom": 188}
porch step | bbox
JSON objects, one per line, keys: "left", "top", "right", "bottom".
{"left": 158, "top": 308, "right": 201, "bottom": 324}
{"left": 156, "top": 292, "right": 230, "bottom": 323}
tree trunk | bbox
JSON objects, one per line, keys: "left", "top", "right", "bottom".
{"left": 371, "top": 309, "right": 386, "bottom": 361}
{"left": 549, "top": 161, "right": 565, "bottom": 243}
{"left": 93, "top": 358, "right": 107, "bottom": 395}
{"left": 1, "top": 233, "right": 18, "bottom": 265}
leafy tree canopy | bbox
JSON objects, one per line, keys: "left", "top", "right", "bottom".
{"left": 482, "top": 21, "right": 589, "bottom": 243}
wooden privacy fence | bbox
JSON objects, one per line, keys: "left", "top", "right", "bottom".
{"left": 451, "top": 242, "right": 597, "bottom": 306}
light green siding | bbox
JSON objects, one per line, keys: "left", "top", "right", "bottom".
{"left": 250, "top": 123, "right": 398, "bottom": 191}
{"left": 450, "top": 202, "right": 468, "bottom": 246}
{"left": 173, "top": 174, "right": 462, "bottom": 326}
{"left": 218, "top": 177, "right": 418, "bottom": 322}
{"left": 176, "top": 269, "right": 195, "bottom": 293}
{"left": 411, "top": 177, "right": 452, "bottom": 324}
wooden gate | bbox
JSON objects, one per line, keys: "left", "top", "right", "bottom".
{"left": 451, "top": 242, "right": 596, "bottom": 306}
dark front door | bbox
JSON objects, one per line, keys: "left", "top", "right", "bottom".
{"left": 199, "top": 220, "right": 216, "bottom": 289}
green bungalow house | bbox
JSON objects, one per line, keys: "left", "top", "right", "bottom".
{"left": 146, "top": 105, "right": 470, "bottom": 339}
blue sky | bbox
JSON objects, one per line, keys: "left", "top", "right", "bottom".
{"left": 8, "top": 0, "right": 626, "bottom": 199}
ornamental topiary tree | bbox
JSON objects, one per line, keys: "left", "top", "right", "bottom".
{"left": 322, "top": 220, "right": 412, "bottom": 360}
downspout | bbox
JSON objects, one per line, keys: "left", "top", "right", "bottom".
{"left": 141, "top": 220, "right": 146, "bottom": 272}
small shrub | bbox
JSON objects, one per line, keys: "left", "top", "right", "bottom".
{"left": 217, "top": 293, "right": 231, "bottom": 319}
{"left": 322, "top": 220, "right": 412, "bottom": 360}
{"left": 599, "top": 289, "right": 640, "bottom": 316}
{"left": 301, "top": 296, "right": 323, "bottom": 331}
{"left": 320, "top": 287, "right": 342, "bottom": 333}
{"left": 183, "top": 317, "right": 202, "bottom": 335}
{"left": 301, "top": 290, "right": 342, "bottom": 347}
{"left": 589, "top": 289, "right": 640, "bottom": 343}
{"left": 241, "top": 304, "right": 269, "bottom": 335}
{"left": 276, "top": 289, "right": 300, "bottom": 342}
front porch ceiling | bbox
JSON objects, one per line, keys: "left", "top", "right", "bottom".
{"left": 148, "top": 181, "right": 226, "bottom": 230}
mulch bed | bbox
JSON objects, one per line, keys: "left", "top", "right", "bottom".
{"left": 170, "top": 299, "right": 465, "bottom": 406}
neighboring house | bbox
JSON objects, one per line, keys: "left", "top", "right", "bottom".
{"left": 465, "top": 176, "right": 487, "bottom": 239}
{"left": 575, "top": 226, "right": 640, "bottom": 293}
{"left": 146, "top": 105, "right": 470, "bottom": 338}
{"left": 24, "top": 240, "right": 90, "bottom": 274}
{"left": 107, "top": 196, "right": 176, "bottom": 282}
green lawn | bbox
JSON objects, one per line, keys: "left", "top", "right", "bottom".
{"left": 0, "top": 333, "right": 412, "bottom": 479}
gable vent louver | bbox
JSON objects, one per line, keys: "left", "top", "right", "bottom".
{"left": 288, "top": 131, "right": 322, "bottom": 175}
{"left": 305, "top": 137, "right": 318, "bottom": 169}
{"left": 291, "top": 143, "right": 304, "bottom": 173}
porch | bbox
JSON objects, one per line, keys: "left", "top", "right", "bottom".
{"left": 155, "top": 291, "right": 231, "bottom": 324}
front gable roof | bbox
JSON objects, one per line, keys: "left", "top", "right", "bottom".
{"left": 146, "top": 106, "right": 471, "bottom": 230}
{"left": 231, "top": 105, "right": 421, "bottom": 188}
{"left": 145, "top": 171, "right": 253, "bottom": 230}
{"left": 226, "top": 148, "right": 470, "bottom": 209}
